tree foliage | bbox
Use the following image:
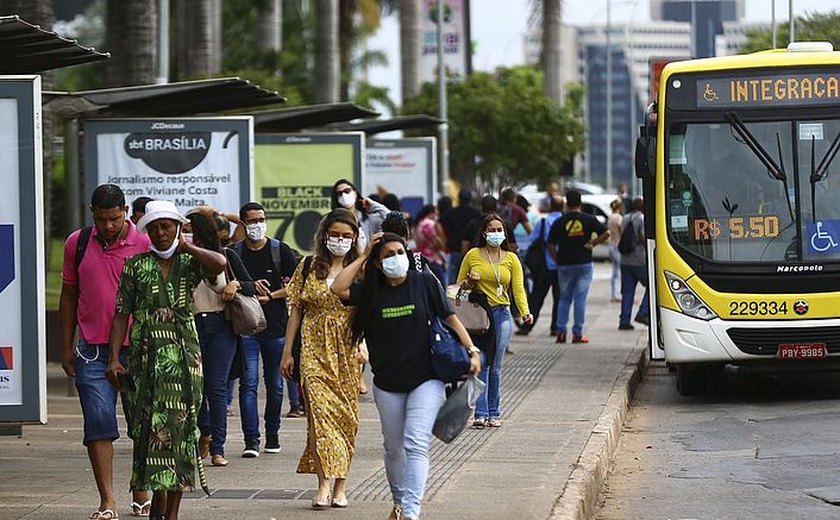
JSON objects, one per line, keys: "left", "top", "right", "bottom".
{"left": 741, "top": 10, "right": 840, "bottom": 53}
{"left": 402, "top": 66, "right": 585, "bottom": 189}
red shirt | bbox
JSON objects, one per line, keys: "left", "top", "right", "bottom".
{"left": 62, "top": 221, "right": 150, "bottom": 344}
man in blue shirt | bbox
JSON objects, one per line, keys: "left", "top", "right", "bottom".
{"left": 517, "top": 195, "right": 564, "bottom": 336}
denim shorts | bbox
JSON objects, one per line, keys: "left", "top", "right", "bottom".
{"left": 74, "top": 339, "right": 129, "bottom": 446}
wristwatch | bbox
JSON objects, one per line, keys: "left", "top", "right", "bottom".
{"left": 467, "top": 346, "right": 481, "bottom": 356}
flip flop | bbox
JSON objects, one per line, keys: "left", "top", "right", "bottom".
{"left": 90, "top": 509, "right": 119, "bottom": 520}
{"left": 130, "top": 499, "right": 151, "bottom": 517}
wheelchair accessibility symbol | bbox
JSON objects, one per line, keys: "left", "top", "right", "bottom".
{"left": 810, "top": 221, "right": 839, "bottom": 252}
{"left": 703, "top": 83, "right": 720, "bottom": 102}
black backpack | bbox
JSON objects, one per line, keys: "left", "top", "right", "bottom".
{"left": 618, "top": 216, "right": 638, "bottom": 255}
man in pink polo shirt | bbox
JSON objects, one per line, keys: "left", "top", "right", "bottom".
{"left": 59, "top": 184, "right": 152, "bottom": 520}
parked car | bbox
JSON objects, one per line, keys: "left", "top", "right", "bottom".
{"left": 580, "top": 194, "right": 618, "bottom": 261}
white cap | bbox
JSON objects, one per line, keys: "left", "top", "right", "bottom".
{"left": 136, "top": 200, "right": 188, "bottom": 233}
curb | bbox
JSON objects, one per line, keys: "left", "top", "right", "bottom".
{"left": 548, "top": 335, "right": 649, "bottom": 520}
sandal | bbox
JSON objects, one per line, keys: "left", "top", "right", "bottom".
{"left": 130, "top": 499, "right": 151, "bottom": 517}
{"left": 471, "top": 418, "right": 487, "bottom": 429}
{"left": 90, "top": 509, "right": 119, "bottom": 520}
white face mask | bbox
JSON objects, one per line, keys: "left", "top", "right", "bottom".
{"left": 326, "top": 236, "right": 353, "bottom": 257}
{"left": 338, "top": 191, "right": 357, "bottom": 209}
{"left": 245, "top": 222, "right": 267, "bottom": 241}
{"left": 150, "top": 224, "right": 181, "bottom": 259}
{"left": 381, "top": 253, "right": 409, "bottom": 279}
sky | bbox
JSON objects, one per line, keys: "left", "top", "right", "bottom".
{"left": 367, "top": 0, "right": 840, "bottom": 108}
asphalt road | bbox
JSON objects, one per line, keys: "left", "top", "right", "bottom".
{"left": 597, "top": 361, "right": 840, "bottom": 519}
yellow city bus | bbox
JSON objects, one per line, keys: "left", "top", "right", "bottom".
{"left": 635, "top": 42, "right": 840, "bottom": 395}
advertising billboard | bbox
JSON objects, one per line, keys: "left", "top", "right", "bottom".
{"left": 364, "top": 138, "right": 437, "bottom": 216}
{"left": 255, "top": 133, "right": 364, "bottom": 255}
{"left": 84, "top": 117, "right": 254, "bottom": 215}
{"left": 0, "top": 76, "right": 46, "bottom": 424}
{"left": 421, "top": 0, "right": 469, "bottom": 83}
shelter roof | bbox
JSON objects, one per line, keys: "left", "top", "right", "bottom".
{"left": 0, "top": 15, "right": 109, "bottom": 73}
{"left": 252, "top": 102, "right": 378, "bottom": 133}
{"left": 43, "top": 77, "right": 285, "bottom": 118}
{"left": 325, "top": 114, "right": 443, "bottom": 135}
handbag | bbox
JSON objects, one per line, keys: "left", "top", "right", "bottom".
{"left": 524, "top": 219, "right": 548, "bottom": 279}
{"left": 414, "top": 275, "right": 472, "bottom": 383}
{"left": 445, "top": 284, "right": 491, "bottom": 335}
{"left": 225, "top": 261, "right": 267, "bottom": 336}
{"left": 433, "top": 376, "right": 486, "bottom": 443}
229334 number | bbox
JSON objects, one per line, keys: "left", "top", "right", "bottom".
{"left": 728, "top": 300, "right": 789, "bottom": 316}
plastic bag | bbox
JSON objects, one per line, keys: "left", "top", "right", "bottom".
{"left": 432, "top": 376, "right": 486, "bottom": 443}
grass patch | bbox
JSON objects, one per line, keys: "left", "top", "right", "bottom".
{"left": 46, "top": 238, "right": 64, "bottom": 311}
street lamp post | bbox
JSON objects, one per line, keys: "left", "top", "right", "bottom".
{"left": 789, "top": 0, "right": 795, "bottom": 44}
{"left": 606, "top": 0, "right": 612, "bottom": 193}
{"left": 436, "top": 0, "right": 450, "bottom": 196}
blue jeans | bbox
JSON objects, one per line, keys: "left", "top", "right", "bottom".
{"left": 608, "top": 244, "right": 621, "bottom": 300}
{"left": 373, "top": 379, "right": 446, "bottom": 519}
{"left": 475, "top": 306, "right": 513, "bottom": 419}
{"left": 74, "top": 340, "right": 129, "bottom": 445}
{"left": 286, "top": 377, "right": 301, "bottom": 410}
{"left": 447, "top": 251, "right": 463, "bottom": 285}
{"left": 555, "top": 263, "right": 594, "bottom": 337}
{"left": 239, "top": 334, "right": 285, "bottom": 442}
{"left": 196, "top": 312, "right": 237, "bottom": 456}
{"left": 620, "top": 264, "right": 650, "bottom": 325}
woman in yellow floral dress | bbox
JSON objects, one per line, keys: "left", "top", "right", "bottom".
{"left": 282, "top": 209, "right": 365, "bottom": 509}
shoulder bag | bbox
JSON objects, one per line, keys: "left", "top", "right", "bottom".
{"left": 225, "top": 258, "right": 267, "bottom": 336}
{"left": 414, "top": 274, "right": 472, "bottom": 383}
{"left": 524, "top": 218, "right": 548, "bottom": 279}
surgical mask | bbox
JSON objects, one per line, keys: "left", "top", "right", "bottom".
{"left": 338, "top": 191, "right": 357, "bottom": 209}
{"left": 150, "top": 225, "right": 181, "bottom": 259}
{"left": 486, "top": 231, "right": 506, "bottom": 247}
{"left": 326, "top": 236, "right": 353, "bottom": 257}
{"left": 381, "top": 253, "right": 409, "bottom": 279}
{"left": 245, "top": 222, "right": 267, "bottom": 241}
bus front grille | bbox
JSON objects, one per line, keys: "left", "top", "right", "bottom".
{"left": 727, "top": 327, "right": 840, "bottom": 356}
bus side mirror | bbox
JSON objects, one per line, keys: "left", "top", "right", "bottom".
{"left": 635, "top": 133, "right": 656, "bottom": 180}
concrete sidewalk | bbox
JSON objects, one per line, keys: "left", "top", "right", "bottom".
{"left": 0, "top": 266, "right": 647, "bottom": 520}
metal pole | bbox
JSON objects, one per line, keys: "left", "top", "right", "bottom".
{"left": 789, "top": 0, "right": 794, "bottom": 44}
{"left": 606, "top": 0, "right": 612, "bottom": 192}
{"left": 155, "top": 0, "right": 170, "bottom": 84}
{"left": 771, "top": 0, "right": 776, "bottom": 49}
{"left": 65, "top": 117, "right": 80, "bottom": 398}
{"left": 437, "top": 0, "right": 450, "bottom": 195}
{"left": 690, "top": 0, "right": 697, "bottom": 57}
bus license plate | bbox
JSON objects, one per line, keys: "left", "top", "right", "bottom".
{"left": 777, "top": 343, "right": 826, "bottom": 360}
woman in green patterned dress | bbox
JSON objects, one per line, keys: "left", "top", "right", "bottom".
{"left": 107, "top": 200, "right": 226, "bottom": 520}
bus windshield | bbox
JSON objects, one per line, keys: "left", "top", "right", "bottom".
{"left": 667, "top": 118, "right": 840, "bottom": 263}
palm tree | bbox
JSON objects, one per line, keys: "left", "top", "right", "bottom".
{"left": 541, "top": 0, "right": 563, "bottom": 102}
{"left": 314, "top": 0, "right": 339, "bottom": 102}
{"left": 177, "top": 0, "right": 221, "bottom": 79}
{"left": 256, "top": 0, "right": 282, "bottom": 55}
{"left": 105, "top": 0, "right": 157, "bottom": 86}
{"left": 399, "top": 0, "right": 421, "bottom": 101}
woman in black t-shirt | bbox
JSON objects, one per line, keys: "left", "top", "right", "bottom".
{"left": 331, "top": 233, "right": 480, "bottom": 520}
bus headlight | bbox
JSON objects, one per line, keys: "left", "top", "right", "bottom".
{"left": 665, "top": 271, "right": 716, "bottom": 321}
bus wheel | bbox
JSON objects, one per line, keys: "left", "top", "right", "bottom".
{"left": 675, "top": 364, "right": 705, "bottom": 396}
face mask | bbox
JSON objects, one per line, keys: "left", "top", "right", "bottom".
{"left": 486, "top": 231, "right": 506, "bottom": 247}
{"left": 326, "top": 236, "right": 353, "bottom": 257}
{"left": 150, "top": 225, "right": 181, "bottom": 259}
{"left": 246, "top": 222, "right": 267, "bottom": 241}
{"left": 182, "top": 233, "right": 194, "bottom": 244}
{"left": 338, "top": 192, "right": 357, "bottom": 209}
{"left": 381, "top": 253, "right": 409, "bottom": 279}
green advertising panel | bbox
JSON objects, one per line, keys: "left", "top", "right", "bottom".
{"left": 255, "top": 133, "right": 364, "bottom": 255}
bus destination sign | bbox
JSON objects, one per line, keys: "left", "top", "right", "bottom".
{"left": 696, "top": 72, "right": 840, "bottom": 108}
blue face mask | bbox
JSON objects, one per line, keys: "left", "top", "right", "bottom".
{"left": 486, "top": 231, "right": 506, "bottom": 247}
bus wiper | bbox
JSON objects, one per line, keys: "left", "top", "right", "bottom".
{"left": 724, "top": 112, "right": 794, "bottom": 221}
{"left": 809, "top": 130, "right": 840, "bottom": 221}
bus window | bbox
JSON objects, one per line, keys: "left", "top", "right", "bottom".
{"left": 667, "top": 121, "right": 796, "bottom": 262}
{"left": 798, "top": 119, "right": 840, "bottom": 261}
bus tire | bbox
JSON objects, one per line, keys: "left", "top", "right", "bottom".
{"left": 675, "top": 363, "right": 705, "bottom": 396}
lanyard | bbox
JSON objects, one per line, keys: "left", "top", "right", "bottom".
{"left": 484, "top": 248, "right": 504, "bottom": 297}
